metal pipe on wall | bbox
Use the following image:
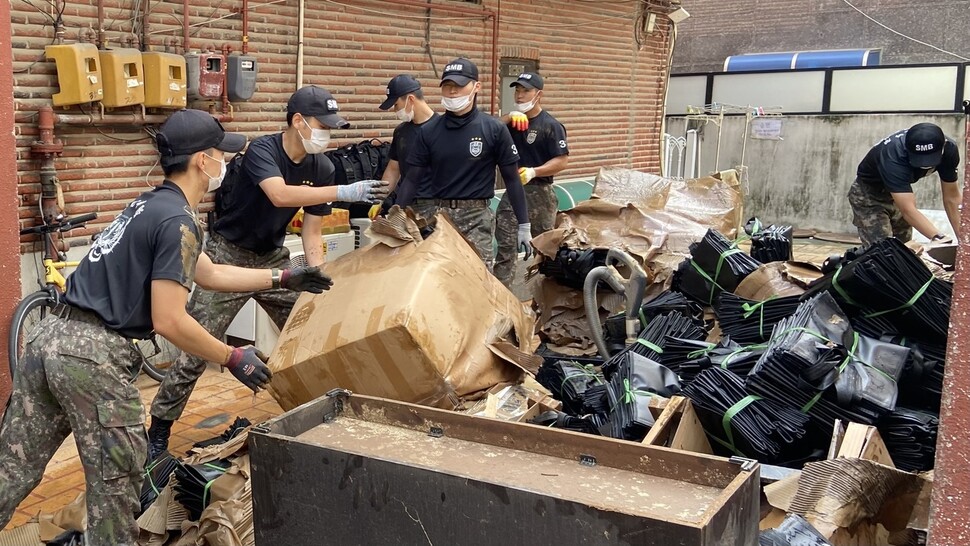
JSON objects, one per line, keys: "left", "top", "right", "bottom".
{"left": 97, "top": 0, "right": 106, "bottom": 49}
{"left": 296, "top": 0, "right": 304, "bottom": 90}
{"left": 183, "top": 0, "right": 191, "bottom": 53}
{"left": 242, "top": 0, "right": 250, "bottom": 54}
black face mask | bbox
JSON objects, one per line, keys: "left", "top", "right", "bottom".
{"left": 444, "top": 97, "right": 479, "bottom": 129}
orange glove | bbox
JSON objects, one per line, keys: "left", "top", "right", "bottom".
{"left": 510, "top": 111, "right": 529, "bottom": 131}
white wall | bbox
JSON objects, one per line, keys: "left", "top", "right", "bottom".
{"left": 665, "top": 113, "right": 966, "bottom": 234}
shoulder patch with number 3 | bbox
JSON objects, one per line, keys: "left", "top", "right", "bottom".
{"left": 559, "top": 140, "right": 567, "bottom": 148}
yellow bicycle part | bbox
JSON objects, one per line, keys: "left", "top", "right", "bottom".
{"left": 42, "top": 258, "right": 80, "bottom": 292}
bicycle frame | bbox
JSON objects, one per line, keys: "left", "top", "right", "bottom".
{"left": 42, "top": 258, "right": 79, "bottom": 292}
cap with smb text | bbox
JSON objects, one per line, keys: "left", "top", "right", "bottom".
{"left": 510, "top": 72, "right": 543, "bottom": 90}
{"left": 156, "top": 109, "right": 246, "bottom": 167}
{"left": 440, "top": 58, "right": 479, "bottom": 86}
{"left": 287, "top": 86, "right": 350, "bottom": 129}
{"left": 905, "top": 122, "right": 946, "bottom": 168}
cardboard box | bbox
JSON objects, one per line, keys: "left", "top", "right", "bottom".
{"left": 267, "top": 215, "right": 537, "bottom": 411}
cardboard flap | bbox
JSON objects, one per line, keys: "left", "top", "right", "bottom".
{"left": 0, "top": 523, "right": 42, "bottom": 546}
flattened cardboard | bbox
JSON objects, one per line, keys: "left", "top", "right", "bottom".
{"left": 734, "top": 262, "right": 805, "bottom": 300}
{"left": 642, "top": 396, "right": 712, "bottom": 454}
{"left": 268, "top": 215, "right": 537, "bottom": 411}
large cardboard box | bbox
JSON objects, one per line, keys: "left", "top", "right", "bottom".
{"left": 267, "top": 215, "right": 537, "bottom": 411}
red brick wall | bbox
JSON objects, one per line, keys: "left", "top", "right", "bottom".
{"left": 10, "top": 0, "right": 671, "bottom": 247}
{"left": 0, "top": 0, "right": 20, "bottom": 409}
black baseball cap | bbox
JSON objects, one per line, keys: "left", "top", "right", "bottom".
{"left": 440, "top": 58, "right": 479, "bottom": 86}
{"left": 156, "top": 109, "right": 246, "bottom": 167}
{"left": 510, "top": 72, "right": 543, "bottom": 90}
{"left": 906, "top": 122, "right": 946, "bottom": 168}
{"left": 380, "top": 74, "right": 422, "bottom": 111}
{"left": 287, "top": 86, "right": 350, "bottom": 129}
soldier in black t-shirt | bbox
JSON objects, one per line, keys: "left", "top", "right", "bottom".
{"left": 377, "top": 74, "right": 439, "bottom": 201}
{"left": 395, "top": 58, "right": 532, "bottom": 271}
{"left": 146, "top": 87, "right": 389, "bottom": 459}
{"left": 494, "top": 72, "right": 569, "bottom": 289}
{"left": 848, "top": 122, "right": 962, "bottom": 247}
{"left": 0, "top": 109, "right": 330, "bottom": 545}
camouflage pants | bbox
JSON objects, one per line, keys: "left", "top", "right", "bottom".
{"left": 412, "top": 201, "right": 495, "bottom": 271}
{"left": 0, "top": 313, "right": 146, "bottom": 546}
{"left": 150, "top": 232, "right": 297, "bottom": 422}
{"left": 493, "top": 183, "right": 558, "bottom": 288}
{"left": 848, "top": 179, "right": 913, "bottom": 248}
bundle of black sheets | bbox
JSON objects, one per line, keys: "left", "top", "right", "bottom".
{"left": 602, "top": 311, "right": 708, "bottom": 379}
{"left": 140, "top": 450, "right": 181, "bottom": 515}
{"left": 662, "top": 336, "right": 766, "bottom": 383}
{"left": 804, "top": 237, "right": 952, "bottom": 343}
{"left": 528, "top": 410, "right": 606, "bottom": 435}
{"left": 746, "top": 293, "right": 906, "bottom": 436}
{"left": 605, "top": 291, "right": 706, "bottom": 354}
{"left": 536, "top": 360, "right": 606, "bottom": 416}
{"left": 675, "top": 229, "right": 762, "bottom": 305}
{"left": 717, "top": 292, "right": 801, "bottom": 344}
{"left": 681, "top": 366, "right": 812, "bottom": 464}
{"left": 601, "top": 352, "right": 681, "bottom": 441}
{"left": 747, "top": 220, "right": 794, "bottom": 263}
{"left": 174, "top": 459, "right": 232, "bottom": 521}
{"left": 878, "top": 407, "right": 939, "bottom": 472}
{"left": 851, "top": 313, "right": 945, "bottom": 412}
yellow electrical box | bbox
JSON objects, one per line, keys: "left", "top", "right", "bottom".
{"left": 45, "top": 43, "right": 103, "bottom": 106}
{"left": 98, "top": 48, "right": 145, "bottom": 108}
{"left": 142, "top": 52, "right": 187, "bottom": 109}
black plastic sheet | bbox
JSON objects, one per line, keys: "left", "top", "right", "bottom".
{"left": 717, "top": 292, "right": 801, "bottom": 344}
{"left": 602, "top": 311, "right": 708, "bottom": 379}
{"left": 192, "top": 417, "right": 252, "bottom": 450}
{"left": 682, "top": 367, "right": 811, "bottom": 464}
{"left": 804, "top": 237, "right": 952, "bottom": 343}
{"left": 674, "top": 228, "right": 762, "bottom": 305}
{"left": 662, "top": 336, "right": 766, "bottom": 383}
{"left": 139, "top": 450, "right": 181, "bottom": 515}
{"left": 535, "top": 360, "right": 605, "bottom": 416}
{"left": 528, "top": 410, "right": 605, "bottom": 435}
{"left": 537, "top": 247, "right": 609, "bottom": 290}
{"left": 879, "top": 407, "right": 938, "bottom": 472}
{"left": 746, "top": 293, "right": 903, "bottom": 436}
{"left": 749, "top": 222, "right": 794, "bottom": 263}
{"left": 45, "top": 531, "right": 84, "bottom": 546}
{"left": 174, "top": 459, "right": 231, "bottom": 521}
{"left": 602, "top": 352, "right": 681, "bottom": 441}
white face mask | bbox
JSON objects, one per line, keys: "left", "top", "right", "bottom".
{"left": 441, "top": 90, "right": 474, "bottom": 112}
{"left": 202, "top": 153, "right": 227, "bottom": 192}
{"left": 395, "top": 98, "right": 414, "bottom": 122}
{"left": 515, "top": 95, "right": 539, "bottom": 113}
{"left": 301, "top": 118, "right": 331, "bottom": 154}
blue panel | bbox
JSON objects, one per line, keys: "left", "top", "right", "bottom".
{"left": 724, "top": 50, "right": 881, "bottom": 72}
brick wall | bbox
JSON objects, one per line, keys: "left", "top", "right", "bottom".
{"left": 673, "top": 0, "right": 970, "bottom": 73}
{"left": 10, "top": 0, "right": 672, "bottom": 249}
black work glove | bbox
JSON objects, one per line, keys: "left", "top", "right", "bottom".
{"left": 225, "top": 346, "right": 272, "bottom": 392}
{"left": 281, "top": 266, "right": 334, "bottom": 293}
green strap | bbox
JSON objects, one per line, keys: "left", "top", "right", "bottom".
{"left": 691, "top": 247, "right": 745, "bottom": 304}
{"left": 864, "top": 277, "right": 934, "bottom": 318}
{"left": 832, "top": 265, "right": 862, "bottom": 307}
{"left": 622, "top": 378, "right": 655, "bottom": 404}
{"left": 801, "top": 332, "right": 861, "bottom": 413}
{"left": 741, "top": 296, "right": 778, "bottom": 339}
{"left": 720, "top": 343, "right": 768, "bottom": 369}
{"left": 560, "top": 365, "right": 603, "bottom": 392}
{"left": 201, "top": 463, "right": 228, "bottom": 508}
{"left": 687, "top": 341, "right": 717, "bottom": 360}
{"left": 636, "top": 338, "right": 663, "bottom": 353}
{"left": 143, "top": 457, "right": 166, "bottom": 496}
{"left": 639, "top": 308, "right": 648, "bottom": 328}
{"left": 721, "top": 395, "right": 762, "bottom": 456}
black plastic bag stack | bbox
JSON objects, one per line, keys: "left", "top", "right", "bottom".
{"left": 535, "top": 343, "right": 604, "bottom": 370}
{"left": 717, "top": 292, "right": 801, "bottom": 344}
{"left": 46, "top": 531, "right": 85, "bottom": 546}
{"left": 749, "top": 224, "right": 794, "bottom": 263}
{"left": 605, "top": 291, "right": 705, "bottom": 354}
{"left": 536, "top": 360, "right": 605, "bottom": 416}
{"left": 746, "top": 293, "right": 905, "bottom": 435}
{"left": 674, "top": 229, "right": 762, "bottom": 305}
{"left": 682, "top": 366, "right": 811, "bottom": 463}
{"left": 662, "top": 336, "right": 767, "bottom": 382}
{"left": 537, "top": 247, "right": 608, "bottom": 290}
{"left": 174, "top": 459, "right": 232, "bottom": 521}
{"left": 580, "top": 383, "right": 611, "bottom": 416}
{"left": 878, "top": 408, "right": 939, "bottom": 472}
{"left": 140, "top": 450, "right": 182, "bottom": 515}
{"left": 804, "top": 237, "right": 952, "bottom": 343}
{"left": 851, "top": 313, "right": 945, "bottom": 412}
{"left": 192, "top": 417, "right": 252, "bottom": 450}
{"left": 603, "top": 311, "right": 708, "bottom": 379}
{"left": 602, "top": 352, "right": 681, "bottom": 441}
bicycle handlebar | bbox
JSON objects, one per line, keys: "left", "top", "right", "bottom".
{"left": 20, "top": 212, "right": 98, "bottom": 236}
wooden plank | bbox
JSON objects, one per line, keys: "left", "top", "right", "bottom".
{"left": 643, "top": 396, "right": 688, "bottom": 446}
{"left": 827, "top": 419, "right": 846, "bottom": 459}
{"left": 834, "top": 422, "right": 896, "bottom": 468}
{"left": 670, "top": 398, "right": 714, "bottom": 455}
